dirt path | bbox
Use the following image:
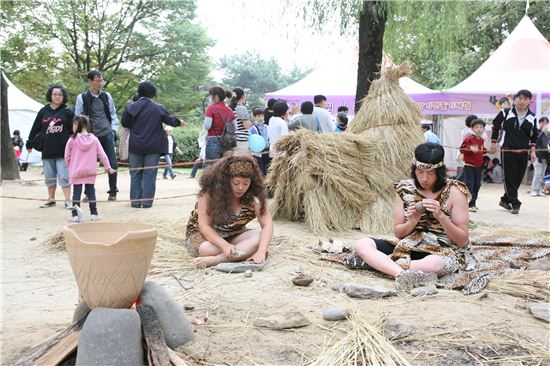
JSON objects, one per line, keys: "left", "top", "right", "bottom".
{"left": 1, "top": 168, "right": 548, "bottom": 365}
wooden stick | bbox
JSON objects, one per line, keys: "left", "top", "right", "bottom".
{"left": 137, "top": 304, "right": 171, "bottom": 366}
{"left": 167, "top": 348, "right": 191, "bottom": 366}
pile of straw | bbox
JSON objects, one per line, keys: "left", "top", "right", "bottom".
{"left": 487, "top": 270, "right": 550, "bottom": 301}
{"left": 267, "top": 62, "right": 424, "bottom": 234}
{"left": 310, "top": 311, "right": 411, "bottom": 366}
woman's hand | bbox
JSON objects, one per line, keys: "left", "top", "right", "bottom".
{"left": 405, "top": 204, "right": 422, "bottom": 225}
{"left": 248, "top": 250, "right": 266, "bottom": 264}
{"left": 222, "top": 243, "right": 235, "bottom": 258}
{"left": 422, "top": 199, "right": 444, "bottom": 220}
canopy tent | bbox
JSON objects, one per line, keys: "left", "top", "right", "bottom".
{"left": 4, "top": 72, "right": 44, "bottom": 163}
{"left": 265, "top": 50, "right": 440, "bottom": 116}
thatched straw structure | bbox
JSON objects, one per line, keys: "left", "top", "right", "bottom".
{"left": 267, "top": 62, "right": 424, "bottom": 234}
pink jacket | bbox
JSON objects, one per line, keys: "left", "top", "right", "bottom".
{"left": 65, "top": 133, "right": 111, "bottom": 185}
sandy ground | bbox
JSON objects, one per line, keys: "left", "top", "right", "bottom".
{"left": 1, "top": 167, "right": 549, "bottom": 365}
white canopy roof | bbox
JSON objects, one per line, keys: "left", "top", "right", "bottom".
{"left": 448, "top": 16, "right": 550, "bottom": 93}
{"left": 4, "top": 72, "right": 43, "bottom": 112}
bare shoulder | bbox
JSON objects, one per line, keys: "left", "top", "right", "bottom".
{"left": 448, "top": 184, "right": 468, "bottom": 204}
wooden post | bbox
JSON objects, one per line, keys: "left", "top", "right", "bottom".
{"left": 137, "top": 304, "right": 171, "bottom": 366}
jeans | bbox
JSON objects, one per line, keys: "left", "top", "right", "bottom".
{"left": 531, "top": 159, "right": 548, "bottom": 194}
{"left": 190, "top": 158, "right": 204, "bottom": 178}
{"left": 163, "top": 153, "right": 175, "bottom": 178}
{"left": 464, "top": 165, "right": 482, "bottom": 207}
{"left": 205, "top": 137, "right": 229, "bottom": 167}
{"left": 42, "top": 158, "right": 70, "bottom": 187}
{"left": 97, "top": 132, "right": 118, "bottom": 195}
{"left": 129, "top": 153, "right": 160, "bottom": 208}
{"left": 72, "top": 184, "right": 97, "bottom": 215}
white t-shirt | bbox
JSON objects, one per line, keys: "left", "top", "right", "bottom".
{"left": 313, "top": 106, "right": 336, "bottom": 133}
{"left": 167, "top": 135, "right": 174, "bottom": 154}
{"left": 267, "top": 116, "right": 289, "bottom": 158}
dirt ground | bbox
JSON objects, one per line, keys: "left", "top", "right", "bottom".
{"left": 1, "top": 167, "right": 549, "bottom": 365}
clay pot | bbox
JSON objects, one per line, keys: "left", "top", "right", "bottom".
{"left": 64, "top": 222, "right": 157, "bottom": 309}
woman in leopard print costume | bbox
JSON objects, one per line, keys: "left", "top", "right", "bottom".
{"left": 184, "top": 155, "right": 273, "bottom": 268}
{"left": 354, "top": 143, "right": 471, "bottom": 290}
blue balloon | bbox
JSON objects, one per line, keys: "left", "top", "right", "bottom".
{"left": 248, "top": 134, "right": 266, "bottom": 153}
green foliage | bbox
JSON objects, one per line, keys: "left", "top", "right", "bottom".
{"left": 218, "top": 52, "right": 310, "bottom": 108}
{"left": 0, "top": 0, "right": 212, "bottom": 120}
{"left": 171, "top": 123, "right": 203, "bottom": 164}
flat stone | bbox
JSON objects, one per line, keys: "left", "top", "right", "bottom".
{"left": 410, "top": 286, "right": 439, "bottom": 297}
{"left": 72, "top": 300, "right": 90, "bottom": 323}
{"left": 140, "top": 281, "right": 195, "bottom": 349}
{"left": 253, "top": 311, "right": 310, "bottom": 330}
{"left": 344, "top": 284, "right": 397, "bottom": 299}
{"left": 331, "top": 283, "right": 346, "bottom": 292}
{"left": 184, "top": 304, "right": 195, "bottom": 310}
{"left": 76, "top": 308, "right": 142, "bottom": 366}
{"left": 29, "top": 237, "right": 37, "bottom": 241}
{"left": 213, "top": 262, "right": 265, "bottom": 273}
{"left": 323, "top": 307, "right": 348, "bottom": 321}
{"left": 529, "top": 302, "right": 550, "bottom": 323}
{"left": 526, "top": 257, "right": 550, "bottom": 271}
{"left": 292, "top": 275, "right": 314, "bottom": 287}
{"left": 383, "top": 319, "right": 414, "bottom": 340}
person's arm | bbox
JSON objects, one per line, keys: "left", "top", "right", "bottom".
{"left": 490, "top": 110, "right": 505, "bottom": 152}
{"left": 74, "top": 94, "right": 84, "bottom": 115}
{"left": 26, "top": 109, "right": 43, "bottom": 151}
{"left": 393, "top": 195, "right": 422, "bottom": 239}
{"left": 530, "top": 121, "right": 538, "bottom": 162}
{"left": 421, "top": 186, "right": 469, "bottom": 247}
{"left": 204, "top": 106, "right": 214, "bottom": 130}
{"left": 106, "top": 92, "right": 119, "bottom": 132}
{"left": 248, "top": 199, "right": 273, "bottom": 263}
{"left": 64, "top": 138, "right": 73, "bottom": 167}
{"left": 160, "top": 105, "right": 185, "bottom": 127}
{"left": 197, "top": 194, "right": 234, "bottom": 257}
{"left": 459, "top": 137, "right": 470, "bottom": 155}
{"left": 325, "top": 110, "right": 336, "bottom": 132}
{"left": 287, "top": 116, "right": 300, "bottom": 130}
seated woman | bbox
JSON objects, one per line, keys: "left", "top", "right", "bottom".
{"left": 184, "top": 155, "right": 273, "bottom": 268}
{"left": 354, "top": 143, "right": 471, "bottom": 290}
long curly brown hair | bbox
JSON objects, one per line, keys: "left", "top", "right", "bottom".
{"left": 199, "top": 155, "right": 267, "bottom": 225}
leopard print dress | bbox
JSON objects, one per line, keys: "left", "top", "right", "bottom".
{"left": 390, "top": 178, "right": 472, "bottom": 276}
{"left": 184, "top": 200, "right": 257, "bottom": 258}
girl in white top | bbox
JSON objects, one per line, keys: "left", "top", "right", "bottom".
{"left": 267, "top": 101, "right": 290, "bottom": 159}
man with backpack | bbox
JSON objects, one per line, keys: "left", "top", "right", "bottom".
{"left": 75, "top": 70, "right": 119, "bottom": 201}
{"left": 204, "top": 86, "right": 237, "bottom": 165}
{"left": 490, "top": 89, "right": 538, "bottom": 214}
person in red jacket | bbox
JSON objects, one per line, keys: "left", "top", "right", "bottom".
{"left": 460, "top": 119, "right": 486, "bottom": 212}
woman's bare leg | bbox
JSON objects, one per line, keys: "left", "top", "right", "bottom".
{"left": 354, "top": 238, "right": 403, "bottom": 278}
{"left": 193, "top": 230, "right": 260, "bottom": 268}
{"left": 410, "top": 255, "right": 443, "bottom": 275}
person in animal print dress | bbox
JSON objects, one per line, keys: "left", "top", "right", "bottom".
{"left": 185, "top": 155, "right": 273, "bottom": 268}
{"left": 354, "top": 142, "right": 471, "bottom": 290}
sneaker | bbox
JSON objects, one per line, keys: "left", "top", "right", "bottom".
{"left": 39, "top": 200, "right": 56, "bottom": 208}
{"left": 65, "top": 201, "right": 73, "bottom": 210}
{"left": 171, "top": 175, "right": 176, "bottom": 179}
{"left": 163, "top": 175, "right": 168, "bottom": 179}
{"left": 90, "top": 215, "right": 102, "bottom": 221}
{"left": 395, "top": 270, "right": 438, "bottom": 292}
{"left": 69, "top": 216, "right": 79, "bottom": 223}
{"left": 499, "top": 200, "right": 511, "bottom": 211}
{"left": 511, "top": 207, "right": 520, "bottom": 215}
{"left": 108, "top": 194, "right": 116, "bottom": 201}
{"left": 468, "top": 207, "right": 478, "bottom": 213}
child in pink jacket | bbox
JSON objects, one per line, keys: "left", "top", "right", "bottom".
{"left": 65, "top": 115, "right": 116, "bottom": 222}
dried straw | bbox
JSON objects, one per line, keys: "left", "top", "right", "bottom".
{"left": 486, "top": 270, "right": 550, "bottom": 301}
{"left": 42, "top": 231, "right": 66, "bottom": 251}
{"left": 310, "top": 309, "right": 411, "bottom": 366}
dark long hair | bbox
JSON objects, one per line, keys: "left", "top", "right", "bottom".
{"left": 229, "top": 87, "right": 245, "bottom": 110}
{"left": 411, "top": 142, "right": 447, "bottom": 192}
{"left": 71, "top": 115, "right": 93, "bottom": 138}
{"left": 198, "top": 155, "right": 267, "bottom": 225}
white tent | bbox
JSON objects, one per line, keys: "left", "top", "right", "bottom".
{"left": 4, "top": 72, "right": 44, "bottom": 163}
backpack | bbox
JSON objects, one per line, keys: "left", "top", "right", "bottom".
{"left": 215, "top": 107, "right": 237, "bottom": 148}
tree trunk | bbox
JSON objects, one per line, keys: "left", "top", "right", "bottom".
{"left": 1, "top": 71, "right": 20, "bottom": 181}
{"left": 355, "top": 1, "right": 387, "bottom": 114}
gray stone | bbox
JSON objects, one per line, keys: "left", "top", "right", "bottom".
{"left": 323, "top": 307, "right": 349, "bottom": 321}
{"left": 140, "top": 281, "right": 195, "bottom": 349}
{"left": 292, "top": 275, "right": 314, "bottom": 287}
{"left": 72, "top": 300, "right": 90, "bottom": 323}
{"left": 331, "top": 283, "right": 346, "bottom": 292}
{"left": 184, "top": 304, "right": 195, "bottom": 310}
{"left": 410, "top": 286, "right": 439, "bottom": 297}
{"left": 253, "top": 311, "right": 310, "bottom": 329}
{"left": 383, "top": 319, "right": 414, "bottom": 340}
{"left": 76, "top": 308, "right": 143, "bottom": 366}
{"left": 213, "top": 262, "right": 265, "bottom": 273}
{"left": 344, "top": 284, "right": 397, "bottom": 299}
{"left": 527, "top": 257, "right": 550, "bottom": 271}
{"left": 244, "top": 270, "right": 253, "bottom": 278}
{"left": 529, "top": 302, "right": 550, "bottom": 323}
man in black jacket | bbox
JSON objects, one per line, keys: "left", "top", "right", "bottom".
{"left": 490, "top": 89, "right": 538, "bottom": 214}
{"left": 75, "top": 70, "right": 119, "bottom": 200}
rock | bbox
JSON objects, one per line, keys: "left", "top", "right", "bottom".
{"left": 383, "top": 319, "right": 414, "bottom": 340}
{"left": 244, "top": 270, "right": 253, "bottom": 278}
{"left": 331, "top": 283, "right": 346, "bottom": 292}
{"left": 410, "top": 286, "right": 439, "bottom": 297}
{"left": 253, "top": 311, "right": 310, "bottom": 329}
{"left": 184, "top": 304, "right": 195, "bottom": 310}
{"left": 528, "top": 302, "right": 550, "bottom": 323}
{"left": 344, "top": 284, "right": 397, "bottom": 299}
{"left": 76, "top": 308, "right": 143, "bottom": 366}
{"left": 140, "top": 281, "right": 195, "bottom": 349}
{"left": 292, "top": 275, "right": 314, "bottom": 287}
{"left": 526, "top": 257, "right": 550, "bottom": 271}
{"left": 72, "top": 300, "right": 91, "bottom": 323}
{"left": 29, "top": 237, "right": 37, "bottom": 241}
{"left": 323, "top": 307, "right": 348, "bottom": 321}
{"left": 213, "top": 262, "right": 265, "bottom": 273}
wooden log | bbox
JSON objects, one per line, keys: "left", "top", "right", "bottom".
{"left": 137, "top": 304, "right": 171, "bottom": 366}
{"left": 167, "top": 348, "right": 191, "bottom": 366}
{"left": 14, "top": 315, "right": 88, "bottom": 366}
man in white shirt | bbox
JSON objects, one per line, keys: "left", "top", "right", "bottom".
{"left": 312, "top": 95, "right": 336, "bottom": 133}
{"left": 267, "top": 101, "right": 289, "bottom": 159}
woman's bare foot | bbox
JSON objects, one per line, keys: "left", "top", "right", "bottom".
{"left": 193, "top": 256, "right": 223, "bottom": 268}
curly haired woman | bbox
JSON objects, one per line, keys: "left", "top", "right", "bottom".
{"left": 184, "top": 155, "right": 273, "bottom": 268}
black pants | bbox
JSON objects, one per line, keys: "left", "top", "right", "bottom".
{"left": 464, "top": 166, "right": 482, "bottom": 207}
{"left": 97, "top": 133, "right": 118, "bottom": 195}
{"left": 254, "top": 154, "right": 271, "bottom": 177}
{"left": 72, "top": 184, "right": 98, "bottom": 216}
{"left": 501, "top": 152, "right": 528, "bottom": 208}
{"left": 374, "top": 239, "right": 429, "bottom": 260}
